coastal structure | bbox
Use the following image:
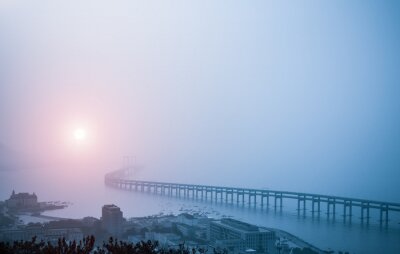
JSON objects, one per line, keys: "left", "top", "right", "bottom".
{"left": 105, "top": 169, "right": 400, "bottom": 226}
{"left": 210, "top": 218, "right": 276, "bottom": 254}
{"left": 5, "top": 190, "right": 38, "bottom": 209}
{"left": 101, "top": 204, "right": 124, "bottom": 236}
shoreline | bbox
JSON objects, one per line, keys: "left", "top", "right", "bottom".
{"left": 268, "top": 227, "right": 328, "bottom": 254}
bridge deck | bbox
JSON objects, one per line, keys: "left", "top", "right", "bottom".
{"left": 105, "top": 170, "right": 400, "bottom": 226}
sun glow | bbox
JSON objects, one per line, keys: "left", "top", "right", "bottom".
{"left": 73, "top": 128, "right": 87, "bottom": 141}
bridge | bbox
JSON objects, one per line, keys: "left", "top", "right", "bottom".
{"left": 105, "top": 170, "right": 400, "bottom": 227}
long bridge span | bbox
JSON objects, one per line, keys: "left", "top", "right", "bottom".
{"left": 105, "top": 170, "right": 400, "bottom": 227}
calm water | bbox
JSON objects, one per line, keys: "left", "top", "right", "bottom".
{"left": 1, "top": 169, "right": 399, "bottom": 253}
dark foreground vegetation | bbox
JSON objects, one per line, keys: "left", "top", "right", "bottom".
{"left": 0, "top": 236, "right": 322, "bottom": 254}
{"left": 0, "top": 236, "right": 210, "bottom": 254}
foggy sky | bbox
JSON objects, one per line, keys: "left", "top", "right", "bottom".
{"left": 0, "top": 1, "right": 399, "bottom": 202}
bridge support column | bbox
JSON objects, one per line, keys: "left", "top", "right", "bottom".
{"left": 311, "top": 198, "right": 314, "bottom": 215}
{"left": 275, "top": 193, "right": 282, "bottom": 210}
{"left": 327, "top": 202, "right": 330, "bottom": 217}
{"left": 297, "top": 197, "right": 300, "bottom": 212}
{"left": 333, "top": 200, "right": 336, "bottom": 218}
{"left": 380, "top": 205, "right": 389, "bottom": 227}
{"left": 360, "top": 202, "right": 370, "bottom": 224}
{"left": 349, "top": 201, "right": 353, "bottom": 222}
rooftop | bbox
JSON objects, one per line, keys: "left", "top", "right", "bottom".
{"left": 9, "top": 191, "right": 37, "bottom": 200}
{"left": 213, "top": 219, "right": 271, "bottom": 233}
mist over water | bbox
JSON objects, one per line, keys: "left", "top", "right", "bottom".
{"left": 1, "top": 168, "right": 400, "bottom": 254}
{"left": 1, "top": 0, "right": 400, "bottom": 253}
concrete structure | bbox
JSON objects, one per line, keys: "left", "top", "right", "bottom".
{"left": 5, "top": 190, "right": 38, "bottom": 209}
{"left": 210, "top": 219, "right": 276, "bottom": 254}
{"left": 105, "top": 169, "right": 400, "bottom": 226}
{"left": 101, "top": 204, "right": 124, "bottom": 236}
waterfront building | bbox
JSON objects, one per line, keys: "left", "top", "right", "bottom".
{"left": 210, "top": 218, "right": 276, "bottom": 254}
{"left": 176, "top": 213, "right": 198, "bottom": 226}
{"left": 101, "top": 204, "right": 124, "bottom": 236}
{"left": 5, "top": 190, "right": 38, "bottom": 209}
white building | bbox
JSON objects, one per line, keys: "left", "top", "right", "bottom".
{"left": 210, "top": 219, "right": 276, "bottom": 254}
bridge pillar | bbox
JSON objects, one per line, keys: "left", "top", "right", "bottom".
{"left": 361, "top": 202, "right": 370, "bottom": 224}
{"left": 261, "top": 194, "right": 264, "bottom": 207}
{"left": 311, "top": 197, "right": 314, "bottom": 215}
{"left": 380, "top": 204, "right": 389, "bottom": 227}
{"left": 274, "top": 193, "right": 282, "bottom": 210}
{"left": 298, "top": 195, "right": 306, "bottom": 214}
{"left": 333, "top": 200, "right": 336, "bottom": 217}
{"left": 343, "top": 200, "right": 352, "bottom": 222}
{"left": 297, "top": 196, "right": 301, "bottom": 212}
{"left": 349, "top": 201, "right": 353, "bottom": 221}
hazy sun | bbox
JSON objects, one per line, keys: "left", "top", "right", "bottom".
{"left": 73, "top": 128, "right": 87, "bottom": 141}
